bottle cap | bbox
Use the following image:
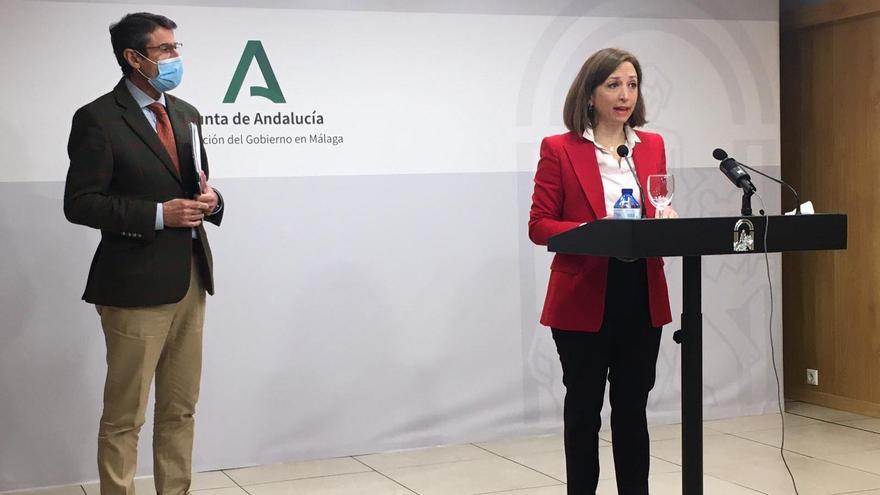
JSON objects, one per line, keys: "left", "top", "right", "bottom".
{"left": 622, "top": 188, "right": 633, "bottom": 194}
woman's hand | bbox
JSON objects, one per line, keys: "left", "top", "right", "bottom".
{"left": 655, "top": 206, "right": 679, "bottom": 219}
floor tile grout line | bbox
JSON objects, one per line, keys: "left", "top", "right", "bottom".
{"left": 214, "top": 429, "right": 816, "bottom": 495}
{"left": 6, "top": 408, "right": 878, "bottom": 495}
{"left": 353, "top": 458, "right": 498, "bottom": 471}
{"left": 350, "top": 455, "right": 379, "bottom": 473}
{"left": 724, "top": 430, "right": 821, "bottom": 457}
{"left": 785, "top": 407, "right": 880, "bottom": 481}
{"left": 353, "top": 447, "right": 504, "bottom": 472}
{"left": 221, "top": 468, "right": 374, "bottom": 489}
{"left": 726, "top": 430, "right": 795, "bottom": 448}
{"left": 787, "top": 410, "right": 880, "bottom": 434}
{"left": 470, "top": 481, "right": 566, "bottom": 495}
{"left": 833, "top": 423, "right": 880, "bottom": 436}
{"left": 475, "top": 440, "right": 687, "bottom": 480}
{"left": 218, "top": 469, "right": 248, "bottom": 493}
{"left": 649, "top": 454, "right": 683, "bottom": 469}
{"left": 470, "top": 443, "right": 566, "bottom": 484}
{"left": 725, "top": 428, "right": 880, "bottom": 460}
{"left": 700, "top": 471, "right": 772, "bottom": 495}
{"left": 717, "top": 431, "right": 880, "bottom": 482}
{"left": 796, "top": 451, "right": 880, "bottom": 481}
{"left": 470, "top": 441, "right": 560, "bottom": 460}
{"left": 832, "top": 487, "right": 880, "bottom": 495}
{"left": 629, "top": 437, "right": 777, "bottom": 493}
{"left": 358, "top": 443, "right": 560, "bottom": 477}
{"left": 371, "top": 472, "right": 420, "bottom": 495}
{"left": 350, "top": 456, "right": 421, "bottom": 495}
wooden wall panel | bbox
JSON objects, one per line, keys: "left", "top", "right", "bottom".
{"left": 783, "top": 0, "right": 880, "bottom": 31}
{"left": 781, "top": 3, "right": 880, "bottom": 416}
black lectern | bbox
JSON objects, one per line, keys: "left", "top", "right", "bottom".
{"left": 547, "top": 214, "right": 847, "bottom": 495}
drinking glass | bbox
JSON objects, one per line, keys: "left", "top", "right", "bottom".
{"left": 647, "top": 174, "right": 674, "bottom": 217}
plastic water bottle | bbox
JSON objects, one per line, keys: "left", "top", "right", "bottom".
{"left": 613, "top": 188, "right": 641, "bottom": 219}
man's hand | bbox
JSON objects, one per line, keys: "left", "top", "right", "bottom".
{"left": 195, "top": 169, "right": 219, "bottom": 213}
{"left": 163, "top": 198, "right": 210, "bottom": 227}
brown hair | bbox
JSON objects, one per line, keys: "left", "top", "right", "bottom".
{"left": 563, "top": 48, "right": 647, "bottom": 136}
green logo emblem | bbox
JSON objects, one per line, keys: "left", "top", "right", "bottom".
{"left": 223, "top": 40, "right": 286, "bottom": 103}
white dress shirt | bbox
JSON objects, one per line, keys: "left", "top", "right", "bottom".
{"left": 583, "top": 125, "right": 642, "bottom": 216}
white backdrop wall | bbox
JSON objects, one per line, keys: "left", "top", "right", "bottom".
{"left": 0, "top": 0, "right": 782, "bottom": 489}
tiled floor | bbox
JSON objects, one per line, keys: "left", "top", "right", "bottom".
{"left": 6, "top": 402, "right": 880, "bottom": 495}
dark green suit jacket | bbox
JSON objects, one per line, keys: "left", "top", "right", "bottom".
{"left": 64, "top": 78, "right": 223, "bottom": 307}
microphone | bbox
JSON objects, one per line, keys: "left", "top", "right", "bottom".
{"left": 616, "top": 145, "right": 646, "bottom": 218}
{"left": 713, "top": 148, "right": 801, "bottom": 214}
{"left": 713, "top": 148, "right": 757, "bottom": 194}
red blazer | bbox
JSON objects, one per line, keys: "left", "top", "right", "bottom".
{"left": 529, "top": 130, "right": 672, "bottom": 332}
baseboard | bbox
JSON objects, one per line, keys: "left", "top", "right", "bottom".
{"left": 787, "top": 388, "right": 880, "bottom": 417}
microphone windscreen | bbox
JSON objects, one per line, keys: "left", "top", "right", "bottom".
{"left": 616, "top": 145, "right": 629, "bottom": 158}
{"left": 713, "top": 148, "right": 728, "bottom": 161}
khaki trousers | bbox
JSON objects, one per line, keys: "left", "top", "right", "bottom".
{"left": 96, "top": 257, "right": 205, "bottom": 495}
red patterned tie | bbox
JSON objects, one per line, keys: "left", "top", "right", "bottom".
{"left": 147, "top": 102, "right": 180, "bottom": 174}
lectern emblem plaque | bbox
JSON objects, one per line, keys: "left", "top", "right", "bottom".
{"left": 733, "top": 219, "right": 755, "bottom": 252}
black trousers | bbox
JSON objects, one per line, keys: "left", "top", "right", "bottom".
{"left": 552, "top": 258, "right": 662, "bottom": 495}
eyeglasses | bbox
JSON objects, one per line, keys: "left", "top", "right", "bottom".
{"left": 143, "top": 42, "right": 183, "bottom": 54}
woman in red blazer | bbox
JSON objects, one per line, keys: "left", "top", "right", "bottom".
{"left": 529, "top": 48, "right": 677, "bottom": 494}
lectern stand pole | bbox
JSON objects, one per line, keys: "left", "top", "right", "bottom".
{"left": 681, "top": 255, "right": 704, "bottom": 495}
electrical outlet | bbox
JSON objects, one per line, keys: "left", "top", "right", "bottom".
{"left": 806, "top": 368, "right": 819, "bottom": 386}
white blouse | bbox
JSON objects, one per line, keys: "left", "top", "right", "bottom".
{"left": 583, "top": 125, "right": 642, "bottom": 216}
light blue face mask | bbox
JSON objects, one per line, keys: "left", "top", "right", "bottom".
{"left": 136, "top": 53, "right": 183, "bottom": 93}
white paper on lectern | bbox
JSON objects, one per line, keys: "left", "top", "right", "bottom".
{"left": 786, "top": 200, "right": 815, "bottom": 215}
{"left": 190, "top": 122, "right": 202, "bottom": 192}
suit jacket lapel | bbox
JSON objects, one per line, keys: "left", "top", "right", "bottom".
{"left": 563, "top": 138, "right": 606, "bottom": 219}
{"left": 113, "top": 79, "right": 182, "bottom": 184}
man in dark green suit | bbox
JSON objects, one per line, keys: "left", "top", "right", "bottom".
{"left": 64, "top": 12, "right": 224, "bottom": 495}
